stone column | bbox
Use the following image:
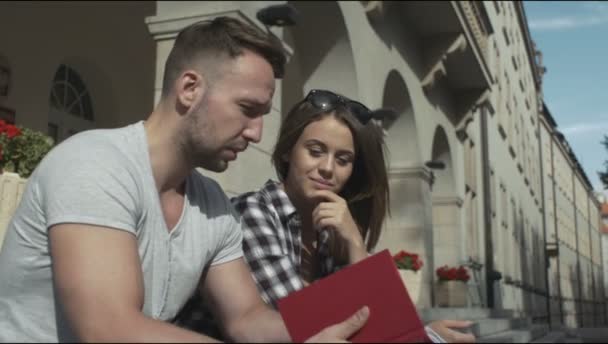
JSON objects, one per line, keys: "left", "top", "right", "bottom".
{"left": 0, "top": 172, "right": 27, "bottom": 248}
{"left": 432, "top": 195, "right": 464, "bottom": 268}
{"left": 376, "top": 166, "right": 433, "bottom": 308}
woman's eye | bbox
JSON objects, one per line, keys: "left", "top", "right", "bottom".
{"left": 308, "top": 148, "right": 322, "bottom": 157}
{"left": 337, "top": 158, "right": 350, "bottom": 166}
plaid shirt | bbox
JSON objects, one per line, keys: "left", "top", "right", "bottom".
{"left": 233, "top": 179, "right": 336, "bottom": 308}
{"left": 234, "top": 180, "right": 442, "bottom": 343}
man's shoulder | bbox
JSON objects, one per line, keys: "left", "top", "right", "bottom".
{"left": 48, "top": 123, "right": 141, "bottom": 159}
{"left": 188, "top": 169, "right": 234, "bottom": 211}
{"left": 33, "top": 123, "right": 145, "bottom": 186}
{"left": 189, "top": 169, "right": 224, "bottom": 193}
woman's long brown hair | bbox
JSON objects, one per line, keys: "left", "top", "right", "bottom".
{"left": 272, "top": 99, "right": 390, "bottom": 254}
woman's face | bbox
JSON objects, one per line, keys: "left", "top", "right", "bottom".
{"left": 284, "top": 115, "right": 355, "bottom": 204}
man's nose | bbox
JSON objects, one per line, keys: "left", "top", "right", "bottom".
{"left": 243, "top": 116, "right": 263, "bottom": 143}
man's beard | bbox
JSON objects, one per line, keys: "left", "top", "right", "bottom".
{"left": 180, "top": 107, "right": 228, "bottom": 173}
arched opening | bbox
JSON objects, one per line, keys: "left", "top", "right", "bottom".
{"left": 48, "top": 64, "right": 95, "bottom": 143}
{"left": 376, "top": 70, "right": 424, "bottom": 246}
{"left": 429, "top": 125, "right": 462, "bottom": 278}
{"left": 382, "top": 70, "right": 418, "bottom": 167}
{"left": 430, "top": 126, "right": 455, "bottom": 198}
{"left": 373, "top": 70, "right": 433, "bottom": 307}
{"left": 281, "top": 1, "right": 359, "bottom": 117}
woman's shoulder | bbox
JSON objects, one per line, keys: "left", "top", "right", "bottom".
{"left": 230, "top": 179, "right": 278, "bottom": 214}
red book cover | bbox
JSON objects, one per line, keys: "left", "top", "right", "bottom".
{"left": 277, "top": 249, "right": 431, "bottom": 342}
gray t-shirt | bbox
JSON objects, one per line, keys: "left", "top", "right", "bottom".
{"left": 0, "top": 121, "right": 243, "bottom": 342}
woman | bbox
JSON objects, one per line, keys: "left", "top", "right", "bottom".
{"left": 234, "top": 89, "right": 475, "bottom": 343}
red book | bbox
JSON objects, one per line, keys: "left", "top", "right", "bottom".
{"left": 277, "top": 249, "right": 431, "bottom": 342}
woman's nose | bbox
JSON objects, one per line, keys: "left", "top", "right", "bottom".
{"left": 318, "top": 157, "right": 334, "bottom": 178}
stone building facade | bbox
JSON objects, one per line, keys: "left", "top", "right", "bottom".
{"left": 1, "top": 0, "right": 605, "bottom": 329}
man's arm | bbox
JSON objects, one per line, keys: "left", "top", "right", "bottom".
{"left": 201, "top": 257, "right": 290, "bottom": 342}
{"left": 202, "top": 258, "right": 370, "bottom": 343}
{"left": 49, "top": 223, "right": 220, "bottom": 342}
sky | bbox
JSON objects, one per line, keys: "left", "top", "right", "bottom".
{"left": 523, "top": 1, "right": 608, "bottom": 195}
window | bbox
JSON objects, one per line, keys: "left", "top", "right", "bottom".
{"left": 49, "top": 64, "right": 94, "bottom": 121}
{"left": 503, "top": 27, "right": 510, "bottom": 45}
{"left": 465, "top": 140, "right": 477, "bottom": 195}
{"left": 501, "top": 182, "right": 508, "bottom": 227}
{"left": 490, "top": 167, "right": 496, "bottom": 217}
{"left": 512, "top": 55, "right": 518, "bottom": 70}
{"left": 48, "top": 64, "right": 96, "bottom": 143}
{"left": 530, "top": 112, "right": 536, "bottom": 126}
{"left": 494, "top": 40, "right": 501, "bottom": 85}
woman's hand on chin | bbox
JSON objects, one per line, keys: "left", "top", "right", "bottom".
{"left": 310, "top": 190, "right": 367, "bottom": 263}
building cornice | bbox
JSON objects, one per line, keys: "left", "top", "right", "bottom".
{"left": 145, "top": 6, "right": 293, "bottom": 56}
{"left": 432, "top": 195, "right": 464, "bottom": 207}
{"left": 388, "top": 166, "right": 433, "bottom": 185}
{"left": 515, "top": 2, "right": 541, "bottom": 90}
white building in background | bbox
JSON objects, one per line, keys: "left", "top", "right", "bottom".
{"left": 1, "top": 0, "right": 605, "bottom": 331}
{"left": 600, "top": 197, "right": 608, "bottom": 313}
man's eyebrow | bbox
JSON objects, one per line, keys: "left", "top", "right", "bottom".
{"left": 240, "top": 99, "right": 272, "bottom": 113}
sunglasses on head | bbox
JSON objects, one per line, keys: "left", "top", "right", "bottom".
{"left": 304, "top": 89, "right": 373, "bottom": 125}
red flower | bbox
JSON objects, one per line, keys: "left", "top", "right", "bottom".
{"left": 393, "top": 250, "right": 423, "bottom": 271}
{"left": 0, "top": 121, "right": 54, "bottom": 177}
{"left": 393, "top": 250, "right": 407, "bottom": 261}
{"left": 436, "top": 265, "right": 470, "bottom": 281}
{"left": 5, "top": 125, "right": 21, "bottom": 138}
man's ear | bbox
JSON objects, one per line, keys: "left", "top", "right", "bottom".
{"left": 176, "top": 70, "right": 207, "bottom": 109}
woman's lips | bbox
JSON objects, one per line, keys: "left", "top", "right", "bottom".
{"left": 310, "top": 178, "right": 334, "bottom": 189}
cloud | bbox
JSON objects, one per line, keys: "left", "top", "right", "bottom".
{"left": 583, "top": 1, "right": 608, "bottom": 12}
{"left": 561, "top": 120, "right": 608, "bottom": 136}
{"left": 528, "top": 2, "right": 608, "bottom": 31}
{"left": 529, "top": 15, "right": 608, "bottom": 31}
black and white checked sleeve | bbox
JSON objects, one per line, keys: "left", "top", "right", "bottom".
{"left": 234, "top": 196, "right": 304, "bottom": 309}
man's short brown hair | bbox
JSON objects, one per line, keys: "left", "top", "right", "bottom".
{"left": 161, "top": 16, "right": 286, "bottom": 97}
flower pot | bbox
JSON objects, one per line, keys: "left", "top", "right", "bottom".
{"left": 398, "top": 269, "right": 422, "bottom": 305}
{"left": 435, "top": 280, "right": 468, "bottom": 307}
{"left": 0, "top": 171, "right": 27, "bottom": 248}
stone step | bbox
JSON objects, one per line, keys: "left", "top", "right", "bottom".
{"left": 530, "top": 331, "right": 567, "bottom": 343}
{"left": 569, "top": 328, "right": 608, "bottom": 343}
{"left": 480, "top": 324, "right": 549, "bottom": 343}
{"left": 419, "top": 307, "right": 515, "bottom": 322}
{"left": 472, "top": 317, "right": 532, "bottom": 338}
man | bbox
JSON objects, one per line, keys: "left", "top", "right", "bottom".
{"left": 0, "top": 16, "right": 368, "bottom": 342}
